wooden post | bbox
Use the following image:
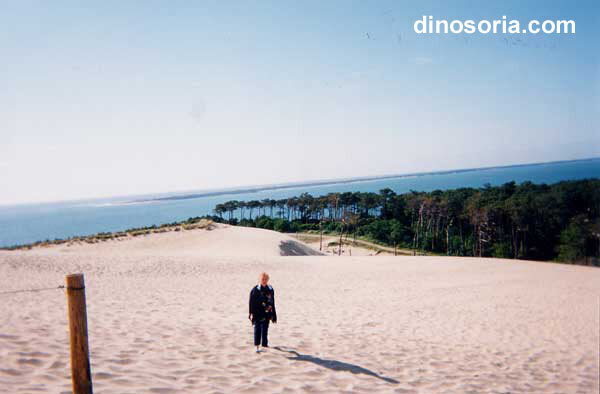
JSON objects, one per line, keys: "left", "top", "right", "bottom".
{"left": 338, "top": 223, "right": 343, "bottom": 256}
{"left": 319, "top": 222, "right": 323, "bottom": 251}
{"left": 66, "top": 273, "right": 93, "bottom": 394}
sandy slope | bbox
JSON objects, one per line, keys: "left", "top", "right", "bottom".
{"left": 0, "top": 225, "right": 598, "bottom": 393}
{"left": 44, "top": 224, "right": 323, "bottom": 257}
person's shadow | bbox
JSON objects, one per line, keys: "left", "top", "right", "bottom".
{"left": 273, "top": 346, "right": 399, "bottom": 384}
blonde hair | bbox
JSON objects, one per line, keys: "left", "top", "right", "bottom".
{"left": 260, "top": 272, "right": 270, "bottom": 280}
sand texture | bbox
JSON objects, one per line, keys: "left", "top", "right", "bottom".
{"left": 0, "top": 224, "right": 598, "bottom": 393}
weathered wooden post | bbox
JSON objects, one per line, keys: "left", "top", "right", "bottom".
{"left": 338, "top": 222, "right": 344, "bottom": 256}
{"left": 319, "top": 221, "right": 323, "bottom": 251}
{"left": 66, "top": 273, "right": 93, "bottom": 394}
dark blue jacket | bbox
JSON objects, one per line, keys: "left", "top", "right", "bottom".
{"left": 249, "top": 284, "right": 277, "bottom": 324}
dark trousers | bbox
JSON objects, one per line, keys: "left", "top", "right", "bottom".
{"left": 253, "top": 319, "right": 269, "bottom": 346}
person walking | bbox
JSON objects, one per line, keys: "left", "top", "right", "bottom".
{"left": 249, "top": 272, "right": 277, "bottom": 353}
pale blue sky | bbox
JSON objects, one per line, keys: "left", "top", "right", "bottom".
{"left": 1, "top": 1, "right": 598, "bottom": 204}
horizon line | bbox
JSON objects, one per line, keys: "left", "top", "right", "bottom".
{"left": 2, "top": 156, "right": 597, "bottom": 208}
{"left": 131, "top": 156, "right": 599, "bottom": 204}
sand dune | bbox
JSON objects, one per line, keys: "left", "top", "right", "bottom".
{"left": 0, "top": 225, "right": 598, "bottom": 393}
{"left": 38, "top": 224, "right": 323, "bottom": 257}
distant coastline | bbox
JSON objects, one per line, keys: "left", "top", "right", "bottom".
{"left": 5, "top": 177, "right": 600, "bottom": 268}
{"left": 128, "top": 157, "right": 600, "bottom": 204}
{"left": 1, "top": 157, "right": 598, "bottom": 249}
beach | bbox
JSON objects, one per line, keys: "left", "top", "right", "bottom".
{"left": 0, "top": 224, "right": 598, "bottom": 393}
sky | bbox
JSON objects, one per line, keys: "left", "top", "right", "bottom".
{"left": 1, "top": 0, "right": 599, "bottom": 205}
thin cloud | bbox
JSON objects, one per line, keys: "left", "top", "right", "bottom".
{"left": 413, "top": 57, "right": 433, "bottom": 65}
{"left": 189, "top": 100, "right": 207, "bottom": 123}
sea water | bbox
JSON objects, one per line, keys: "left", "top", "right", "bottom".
{"left": 1, "top": 159, "right": 598, "bottom": 248}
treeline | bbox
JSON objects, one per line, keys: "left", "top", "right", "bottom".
{"left": 213, "top": 179, "right": 600, "bottom": 265}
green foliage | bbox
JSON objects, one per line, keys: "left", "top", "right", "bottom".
{"left": 492, "top": 242, "right": 512, "bottom": 258}
{"left": 289, "top": 222, "right": 302, "bottom": 233}
{"left": 239, "top": 218, "right": 256, "bottom": 227}
{"left": 273, "top": 219, "right": 290, "bottom": 232}
{"left": 557, "top": 215, "right": 588, "bottom": 262}
{"left": 255, "top": 216, "right": 274, "bottom": 230}
{"left": 209, "top": 178, "right": 600, "bottom": 265}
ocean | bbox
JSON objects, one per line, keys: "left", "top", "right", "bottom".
{"left": 1, "top": 158, "right": 598, "bottom": 248}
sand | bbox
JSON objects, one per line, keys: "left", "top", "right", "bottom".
{"left": 0, "top": 224, "right": 598, "bottom": 393}
{"left": 291, "top": 233, "right": 397, "bottom": 256}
